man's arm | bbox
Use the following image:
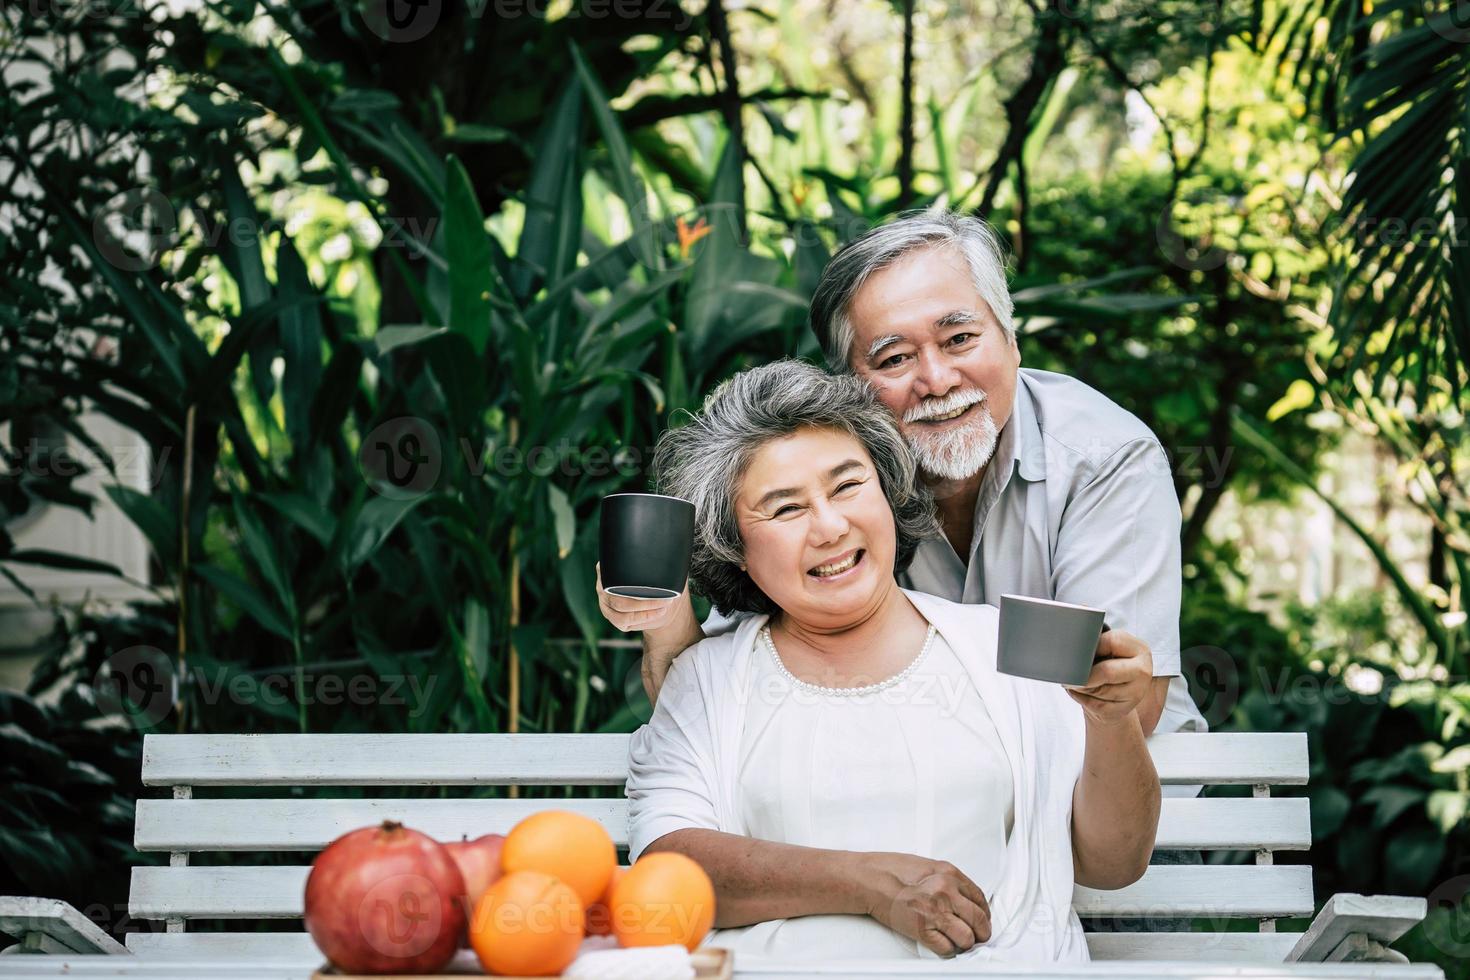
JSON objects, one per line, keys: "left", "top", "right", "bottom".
{"left": 1071, "top": 711, "right": 1161, "bottom": 888}
{"left": 1067, "top": 630, "right": 1162, "bottom": 888}
{"left": 1053, "top": 439, "right": 1189, "bottom": 733}
{"left": 1138, "top": 676, "right": 1170, "bottom": 736}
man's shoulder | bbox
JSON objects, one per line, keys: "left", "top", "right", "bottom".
{"left": 1019, "top": 368, "right": 1164, "bottom": 475}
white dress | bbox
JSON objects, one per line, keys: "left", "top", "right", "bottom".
{"left": 704, "top": 624, "right": 1016, "bottom": 958}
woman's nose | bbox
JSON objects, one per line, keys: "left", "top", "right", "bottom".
{"left": 807, "top": 498, "right": 850, "bottom": 543}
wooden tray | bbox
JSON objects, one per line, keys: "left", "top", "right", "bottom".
{"left": 313, "top": 945, "right": 732, "bottom": 979}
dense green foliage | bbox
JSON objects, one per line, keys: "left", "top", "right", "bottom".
{"left": 1, "top": 0, "right": 1468, "bottom": 967}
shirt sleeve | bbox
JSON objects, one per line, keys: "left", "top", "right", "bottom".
{"left": 624, "top": 651, "right": 721, "bottom": 861}
{"left": 1051, "top": 438, "right": 1182, "bottom": 678}
{"left": 700, "top": 605, "right": 749, "bottom": 638}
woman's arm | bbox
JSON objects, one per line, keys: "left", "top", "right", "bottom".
{"left": 643, "top": 829, "right": 992, "bottom": 956}
{"left": 1066, "top": 630, "right": 1163, "bottom": 889}
{"left": 643, "top": 829, "right": 868, "bottom": 926}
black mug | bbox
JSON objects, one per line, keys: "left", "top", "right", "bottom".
{"left": 599, "top": 493, "right": 695, "bottom": 599}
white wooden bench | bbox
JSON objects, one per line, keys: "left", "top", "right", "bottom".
{"left": 0, "top": 732, "right": 1440, "bottom": 976}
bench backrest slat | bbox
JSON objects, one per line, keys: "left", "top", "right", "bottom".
{"left": 140, "top": 732, "right": 1308, "bottom": 786}
{"left": 133, "top": 796, "right": 1312, "bottom": 853}
{"left": 128, "top": 864, "right": 1315, "bottom": 921}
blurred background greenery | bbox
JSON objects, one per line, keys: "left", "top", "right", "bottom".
{"left": 1, "top": 0, "right": 1468, "bottom": 970}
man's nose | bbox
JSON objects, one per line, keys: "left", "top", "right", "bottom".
{"left": 913, "top": 347, "right": 961, "bottom": 400}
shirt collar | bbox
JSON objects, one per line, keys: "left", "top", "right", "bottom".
{"left": 1009, "top": 372, "right": 1046, "bottom": 483}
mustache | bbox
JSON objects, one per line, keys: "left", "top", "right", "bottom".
{"left": 904, "top": 389, "right": 987, "bottom": 423}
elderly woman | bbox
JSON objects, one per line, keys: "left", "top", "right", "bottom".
{"left": 620, "top": 359, "right": 1160, "bottom": 963}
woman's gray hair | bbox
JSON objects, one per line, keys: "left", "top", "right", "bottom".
{"left": 809, "top": 210, "right": 1015, "bottom": 371}
{"left": 653, "top": 360, "right": 938, "bottom": 617}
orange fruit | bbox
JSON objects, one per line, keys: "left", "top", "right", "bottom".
{"left": 468, "top": 870, "right": 584, "bottom": 977}
{"left": 501, "top": 810, "right": 616, "bottom": 907}
{"left": 584, "top": 866, "right": 626, "bottom": 937}
{"left": 610, "top": 852, "right": 716, "bottom": 951}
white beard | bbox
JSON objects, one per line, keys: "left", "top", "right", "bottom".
{"left": 903, "top": 393, "right": 1000, "bottom": 482}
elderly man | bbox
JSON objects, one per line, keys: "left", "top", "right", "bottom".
{"left": 602, "top": 210, "right": 1206, "bottom": 752}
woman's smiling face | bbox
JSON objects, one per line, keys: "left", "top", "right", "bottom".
{"left": 734, "top": 426, "right": 897, "bottom": 628}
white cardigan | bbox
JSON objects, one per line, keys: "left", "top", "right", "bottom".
{"left": 625, "top": 588, "right": 1091, "bottom": 963}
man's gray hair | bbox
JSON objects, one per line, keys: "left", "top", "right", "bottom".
{"left": 809, "top": 210, "right": 1015, "bottom": 371}
{"left": 652, "top": 359, "right": 939, "bottom": 617}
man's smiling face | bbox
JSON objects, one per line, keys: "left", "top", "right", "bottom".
{"left": 845, "top": 245, "right": 1021, "bottom": 483}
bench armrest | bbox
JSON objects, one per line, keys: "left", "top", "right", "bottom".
{"left": 0, "top": 897, "right": 129, "bottom": 955}
{"left": 1287, "top": 893, "right": 1428, "bottom": 963}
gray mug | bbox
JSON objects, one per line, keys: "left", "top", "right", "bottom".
{"left": 996, "top": 593, "right": 1106, "bottom": 686}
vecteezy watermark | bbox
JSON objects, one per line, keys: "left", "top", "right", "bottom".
{"left": 359, "top": 0, "right": 693, "bottom": 43}
{"left": 1426, "top": 874, "right": 1470, "bottom": 957}
{"left": 92, "top": 188, "right": 178, "bottom": 273}
{"left": 1426, "top": 0, "right": 1470, "bottom": 41}
{"left": 361, "top": 0, "right": 442, "bottom": 42}
{"left": 93, "top": 645, "right": 440, "bottom": 728}
{"left": 360, "top": 417, "right": 444, "bottom": 499}
{"left": 3, "top": 438, "right": 172, "bottom": 489}
{"left": 93, "top": 645, "right": 177, "bottom": 727}
{"left": 1180, "top": 645, "right": 1242, "bottom": 728}
{"left": 1157, "top": 186, "right": 1236, "bottom": 273}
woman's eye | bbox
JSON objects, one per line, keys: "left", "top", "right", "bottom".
{"left": 835, "top": 480, "right": 861, "bottom": 495}
{"left": 774, "top": 504, "right": 801, "bottom": 517}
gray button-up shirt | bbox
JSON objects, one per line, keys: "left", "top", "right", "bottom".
{"left": 898, "top": 368, "right": 1207, "bottom": 750}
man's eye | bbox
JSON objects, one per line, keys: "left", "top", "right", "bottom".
{"left": 879, "top": 353, "right": 907, "bottom": 369}
{"left": 948, "top": 333, "right": 975, "bottom": 346}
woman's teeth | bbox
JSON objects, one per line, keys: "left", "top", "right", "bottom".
{"left": 810, "top": 550, "right": 862, "bottom": 577}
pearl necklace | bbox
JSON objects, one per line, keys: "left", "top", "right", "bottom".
{"left": 760, "top": 623, "right": 938, "bottom": 697}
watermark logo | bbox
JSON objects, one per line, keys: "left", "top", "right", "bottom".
{"left": 360, "top": 417, "right": 443, "bottom": 499}
{"left": 92, "top": 188, "right": 177, "bottom": 272}
{"left": 1426, "top": 875, "right": 1470, "bottom": 957}
{"left": 361, "top": 0, "right": 442, "bottom": 42}
{"left": 1156, "top": 186, "right": 1236, "bottom": 272}
{"left": 93, "top": 645, "right": 176, "bottom": 727}
{"left": 1426, "top": 0, "right": 1470, "bottom": 41}
{"left": 1181, "top": 645, "right": 1241, "bottom": 727}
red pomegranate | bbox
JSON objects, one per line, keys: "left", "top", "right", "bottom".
{"left": 304, "top": 821, "right": 466, "bottom": 975}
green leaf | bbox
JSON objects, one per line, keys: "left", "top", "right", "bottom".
{"left": 1428, "top": 790, "right": 1469, "bottom": 833}
{"left": 374, "top": 325, "right": 449, "bottom": 356}
{"left": 1310, "top": 785, "right": 1352, "bottom": 838}
{"left": 104, "top": 484, "right": 177, "bottom": 569}
{"left": 443, "top": 156, "right": 495, "bottom": 356}
{"left": 193, "top": 563, "right": 292, "bottom": 640}
{"left": 4, "top": 550, "right": 123, "bottom": 576}
{"left": 548, "top": 484, "right": 575, "bottom": 560}
{"left": 233, "top": 493, "right": 296, "bottom": 623}
{"left": 276, "top": 238, "right": 323, "bottom": 449}
{"left": 1431, "top": 744, "right": 1470, "bottom": 774}
{"left": 345, "top": 494, "right": 434, "bottom": 573}
{"left": 570, "top": 43, "right": 658, "bottom": 273}
{"left": 559, "top": 522, "right": 603, "bottom": 648}
{"left": 257, "top": 492, "right": 334, "bottom": 546}
{"left": 1363, "top": 784, "right": 1426, "bottom": 829}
